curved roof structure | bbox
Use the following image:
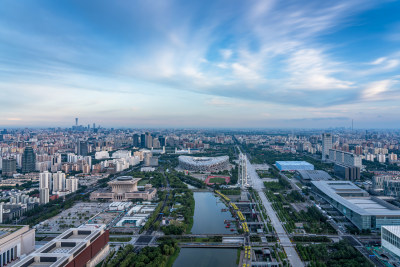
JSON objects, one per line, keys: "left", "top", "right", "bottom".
{"left": 179, "top": 156, "right": 229, "bottom": 166}
{"left": 178, "top": 155, "right": 229, "bottom": 172}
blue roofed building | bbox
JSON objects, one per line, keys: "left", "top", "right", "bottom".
{"left": 275, "top": 161, "right": 314, "bottom": 171}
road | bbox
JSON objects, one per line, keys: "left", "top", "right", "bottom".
{"left": 246, "top": 157, "right": 304, "bottom": 267}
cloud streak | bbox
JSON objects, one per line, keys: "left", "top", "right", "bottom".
{"left": 0, "top": 0, "right": 399, "bottom": 127}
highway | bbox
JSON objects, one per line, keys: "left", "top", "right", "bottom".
{"left": 246, "top": 157, "right": 304, "bottom": 267}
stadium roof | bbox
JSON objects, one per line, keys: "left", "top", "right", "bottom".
{"left": 179, "top": 155, "right": 229, "bottom": 166}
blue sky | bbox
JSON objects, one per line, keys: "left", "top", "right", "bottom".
{"left": 0, "top": 0, "right": 400, "bottom": 128}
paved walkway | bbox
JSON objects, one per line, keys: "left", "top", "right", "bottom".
{"left": 246, "top": 158, "right": 304, "bottom": 267}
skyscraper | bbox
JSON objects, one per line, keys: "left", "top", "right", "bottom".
{"left": 77, "top": 141, "right": 89, "bottom": 156}
{"left": 53, "top": 171, "right": 66, "bottom": 192}
{"left": 2, "top": 158, "right": 16, "bottom": 177}
{"left": 40, "top": 171, "right": 53, "bottom": 192}
{"left": 140, "top": 134, "right": 146, "bottom": 148}
{"left": 40, "top": 188, "right": 49, "bottom": 204}
{"left": 22, "top": 146, "right": 36, "bottom": 173}
{"left": 66, "top": 177, "right": 79, "bottom": 193}
{"left": 322, "top": 133, "right": 332, "bottom": 161}
{"left": 146, "top": 132, "right": 153, "bottom": 148}
{"left": 159, "top": 136, "right": 166, "bottom": 147}
{"left": 133, "top": 134, "right": 139, "bottom": 147}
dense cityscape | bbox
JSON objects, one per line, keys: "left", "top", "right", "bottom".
{"left": 0, "top": 124, "right": 399, "bottom": 266}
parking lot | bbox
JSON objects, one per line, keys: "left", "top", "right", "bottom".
{"left": 35, "top": 202, "right": 110, "bottom": 233}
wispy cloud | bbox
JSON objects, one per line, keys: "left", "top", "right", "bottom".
{"left": 0, "top": 0, "right": 398, "bottom": 127}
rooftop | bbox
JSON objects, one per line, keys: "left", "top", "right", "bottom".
{"left": 276, "top": 161, "right": 313, "bottom": 166}
{"left": 312, "top": 181, "right": 400, "bottom": 216}
{"left": 0, "top": 225, "right": 24, "bottom": 239}
{"left": 297, "top": 170, "right": 332, "bottom": 181}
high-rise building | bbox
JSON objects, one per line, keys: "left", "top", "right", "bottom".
{"left": 66, "top": 177, "right": 79, "bottom": 193}
{"left": 355, "top": 145, "right": 362, "bottom": 155}
{"left": 159, "top": 136, "right": 166, "bottom": 147}
{"left": 0, "top": 203, "right": 3, "bottom": 223}
{"left": 152, "top": 138, "right": 160, "bottom": 148}
{"left": 22, "top": 146, "right": 36, "bottom": 173}
{"left": 39, "top": 188, "right": 49, "bottom": 204}
{"left": 322, "top": 133, "right": 332, "bottom": 160}
{"left": 1, "top": 158, "right": 16, "bottom": 177}
{"left": 133, "top": 134, "right": 139, "bottom": 147}
{"left": 140, "top": 134, "right": 146, "bottom": 148}
{"left": 40, "top": 171, "right": 52, "bottom": 192}
{"left": 53, "top": 171, "right": 66, "bottom": 192}
{"left": 78, "top": 141, "right": 89, "bottom": 156}
{"left": 146, "top": 132, "right": 153, "bottom": 148}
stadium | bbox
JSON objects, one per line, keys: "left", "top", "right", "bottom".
{"left": 178, "top": 155, "right": 229, "bottom": 172}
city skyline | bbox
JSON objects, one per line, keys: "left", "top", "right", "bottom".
{"left": 1, "top": 0, "right": 400, "bottom": 128}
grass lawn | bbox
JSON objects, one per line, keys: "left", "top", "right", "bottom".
{"left": 209, "top": 177, "right": 226, "bottom": 184}
{"left": 109, "top": 237, "right": 132, "bottom": 242}
{"left": 138, "top": 179, "right": 150, "bottom": 186}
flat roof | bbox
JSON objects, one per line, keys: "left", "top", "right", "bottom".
{"left": 276, "top": 161, "right": 313, "bottom": 166}
{"left": 297, "top": 170, "right": 332, "bottom": 181}
{"left": 17, "top": 224, "right": 106, "bottom": 267}
{"left": 0, "top": 225, "right": 24, "bottom": 239}
{"left": 312, "top": 181, "right": 400, "bottom": 216}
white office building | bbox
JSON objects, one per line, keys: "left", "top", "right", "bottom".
{"left": 66, "top": 177, "right": 79, "bottom": 193}
{"left": 382, "top": 226, "right": 400, "bottom": 257}
{"left": 39, "top": 171, "right": 52, "bottom": 191}
{"left": 329, "top": 149, "right": 362, "bottom": 168}
{"left": 53, "top": 171, "right": 66, "bottom": 192}
{"left": 322, "top": 133, "right": 332, "bottom": 161}
{"left": 39, "top": 188, "right": 49, "bottom": 204}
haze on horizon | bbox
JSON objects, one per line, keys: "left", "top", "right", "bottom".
{"left": 0, "top": 0, "right": 400, "bottom": 129}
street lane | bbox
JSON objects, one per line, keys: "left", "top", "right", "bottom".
{"left": 246, "top": 157, "right": 304, "bottom": 267}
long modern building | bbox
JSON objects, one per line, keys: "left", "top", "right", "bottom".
{"left": 178, "top": 155, "right": 229, "bottom": 172}
{"left": 312, "top": 180, "right": 400, "bottom": 230}
{"left": 275, "top": 161, "right": 314, "bottom": 171}
{"left": 17, "top": 224, "right": 109, "bottom": 267}
{"left": 0, "top": 225, "right": 35, "bottom": 266}
{"left": 295, "top": 170, "right": 332, "bottom": 183}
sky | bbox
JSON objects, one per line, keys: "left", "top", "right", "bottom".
{"left": 0, "top": 0, "right": 400, "bottom": 128}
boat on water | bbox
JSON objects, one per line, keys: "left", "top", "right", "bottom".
{"left": 225, "top": 225, "right": 230, "bottom": 228}
{"left": 230, "top": 229, "right": 234, "bottom": 231}
{"left": 221, "top": 209, "right": 228, "bottom": 212}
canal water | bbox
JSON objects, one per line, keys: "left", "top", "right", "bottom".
{"left": 173, "top": 248, "right": 237, "bottom": 267}
{"left": 173, "top": 192, "right": 238, "bottom": 267}
{"left": 191, "top": 192, "right": 237, "bottom": 234}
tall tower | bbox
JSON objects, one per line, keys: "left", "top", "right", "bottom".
{"left": 22, "top": 146, "right": 36, "bottom": 173}
{"left": 322, "top": 133, "right": 332, "bottom": 161}
{"left": 238, "top": 153, "right": 248, "bottom": 187}
{"left": 75, "top": 118, "right": 78, "bottom": 126}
